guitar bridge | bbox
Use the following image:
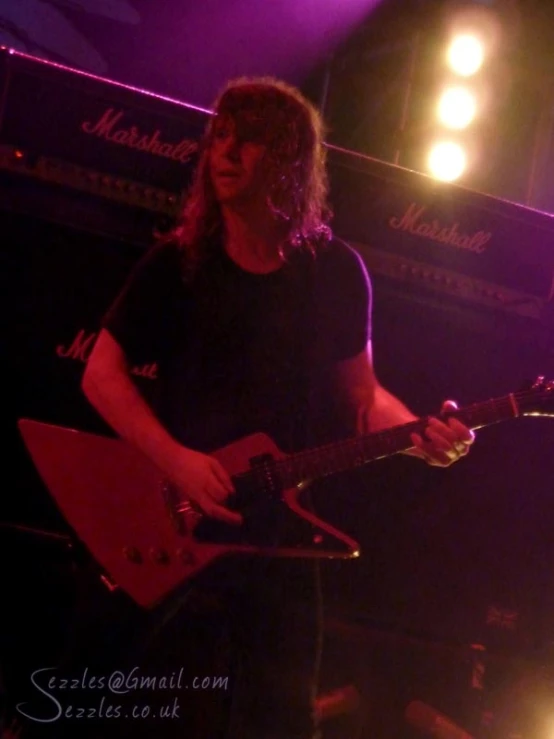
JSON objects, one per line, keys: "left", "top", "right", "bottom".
{"left": 161, "top": 479, "right": 202, "bottom": 536}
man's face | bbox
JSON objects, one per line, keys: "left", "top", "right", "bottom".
{"left": 208, "top": 116, "right": 270, "bottom": 208}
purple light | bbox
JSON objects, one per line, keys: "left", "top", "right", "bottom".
{"left": 151, "top": 0, "right": 384, "bottom": 106}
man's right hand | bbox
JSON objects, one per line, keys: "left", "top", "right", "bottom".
{"left": 168, "top": 447, "right": 242, "bottom": 525}
{"left": 81, "top": 329, "right": 242, "bottom": 525}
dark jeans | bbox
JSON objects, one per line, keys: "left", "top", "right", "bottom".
{"left": 6, "top": 553, "right": 322, "bottom": 739}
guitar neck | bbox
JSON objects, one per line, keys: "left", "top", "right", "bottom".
{"left": 276, "top": 393, "right": 520, "bottom": 488}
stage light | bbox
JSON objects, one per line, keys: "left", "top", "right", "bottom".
{"left": 427, "top": 141, "right": 467, "bottom": 181}
{"left": 447, "top": 33, "right": 485, "bottom": 76}
{"left": 437, "top": 85, "right": 477, "bottom": 129}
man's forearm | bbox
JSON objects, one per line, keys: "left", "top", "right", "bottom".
{"left": 366, "top": 384, "right": 418, "bottom": 432}
{"left": 83, "top": 363, "right": 182, "bottom": 473}
{"left": 337, "top": 345, "right": 474, "bottom": 466}
{"left": 81, "top": 330, "right": 185, "bottom": 474}
{"left": 362, "top": 384, "right": 428, "bottom": 459}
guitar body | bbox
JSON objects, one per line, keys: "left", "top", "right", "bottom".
{"left": 17, "top": 420, "right": 360, "bottom": 608}
{"left": 16, "top": 376, "right": 554, "bottom": 608}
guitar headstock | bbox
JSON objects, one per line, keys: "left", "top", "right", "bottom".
{"left": 517, "top": 376, "right": 554, "bottom": 418}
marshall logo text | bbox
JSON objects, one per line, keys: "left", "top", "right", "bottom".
{"left": 81, "top": 108, "right": 199, "bottom": 165}
{"left": 389, "top": 202, "right": 492, "bottom": 254}
{"left": 57, "top": 330, "right": 158, "bottom": 380}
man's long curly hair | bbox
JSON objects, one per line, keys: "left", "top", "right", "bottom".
{"left": 163, "top": 76, "right": 333, "bottom": 279}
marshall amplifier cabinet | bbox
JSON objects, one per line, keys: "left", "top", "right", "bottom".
{"left": 0, "top": 46, "right": 209, "bottom": 246}
{"left": 1, "top": 46, "right": 554, "bottom": 328}
{"left": 327, "top": 145, "right": 554, "bottom": 332}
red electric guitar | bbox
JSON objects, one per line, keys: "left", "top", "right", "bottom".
{"left": 18, "top": 376, "right": 553, "bottom": 609}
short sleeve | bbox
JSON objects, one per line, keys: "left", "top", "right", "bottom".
{"left": 101, "top": 241, "right": 186, "bottom": 363}
{"left": 315, "top": 239, "right": 372, "bottom": 361}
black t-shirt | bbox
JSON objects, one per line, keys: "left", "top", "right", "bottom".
{"left": 102, "top": 237, "right": 372, "bottom": 452}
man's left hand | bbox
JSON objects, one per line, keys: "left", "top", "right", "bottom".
{"left": 410, "top": 400, "right": 475, "bottom": 467}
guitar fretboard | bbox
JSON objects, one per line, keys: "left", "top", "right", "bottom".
{"left": 266, "top": 394, "right": 519, "bottom": 488}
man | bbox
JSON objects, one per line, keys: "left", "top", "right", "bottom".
{"left": 78, "top": 76, "right": 475, "bottom": 738}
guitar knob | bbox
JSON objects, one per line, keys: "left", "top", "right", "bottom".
{"left": 122, "top": 546, "right": 143, "bottom": 564}
{"left": 149, "top": 547, "right": 170, "bottom": 565}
